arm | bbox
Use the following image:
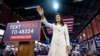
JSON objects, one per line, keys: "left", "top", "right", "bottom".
{"left": 41, "top": 17, "right": 53, "bottom": 28}
{"left": 65, "top": 24, "right": 70, "bottom": 46}
{"left": 36, "top": 6, "right": 53, "bottom": 28}
{"left": 65, "top": 24, "right": 71, "bottom": 54}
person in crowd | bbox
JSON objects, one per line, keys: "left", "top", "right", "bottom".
{"left": 36, "top": 6, "right": 71, "bottom": 56}
{"left": 93, "top": 50, "right": 100, "bottom": 56}
{"left": 4, "top": 45, "right": 15, "bottom": 56}
{"left": 9, "top": 50, "right": 15, "bottom": 56}
{"left": 83, "top": 53, "right": 87, "bottom": 56}
{"left": 0, "top": 42, "right": 6, "bottom": 56}
{"left": 71, "top": 44, "right": 80, "bottom": 56}
{"left": 0, "top": 49, "right": 4, "bottom": 56}
{"left": 73, "top": 53, "right": 80, "bottom": 56}
{"left": 86, "top": 51, "right": 93, "bottom": 56}
{"left": 96, "top": 50, "right": 100, "bottom": 56}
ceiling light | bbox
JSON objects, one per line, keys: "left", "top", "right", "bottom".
{"left": 53, "top": 2, "right": 59, "bottom": 10}
{"left": 83, "top": 33, "right": 86, "bottom": 37}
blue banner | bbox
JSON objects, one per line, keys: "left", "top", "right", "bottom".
{"left": 3, "top": 20, "right": 41, "bottom": 41}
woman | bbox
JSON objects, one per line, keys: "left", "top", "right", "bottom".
{"left": 36, "top": 6, "right": 71, "bottom": 56}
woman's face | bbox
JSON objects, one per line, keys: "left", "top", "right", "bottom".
{"left": 55, "top": 14, "right": 61, "bottom": 22}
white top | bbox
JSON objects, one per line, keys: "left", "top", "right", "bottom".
{"left": 41, "top": 18, "right": 70, "bottom": 46}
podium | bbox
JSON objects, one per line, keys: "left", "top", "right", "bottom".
{"left": 3, "top": 20, "right": 47, "bottom": 56}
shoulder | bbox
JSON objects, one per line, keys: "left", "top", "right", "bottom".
{"left": 51, "top": 23, "right": 55, "bottom": 27}
{"left": 52, "top": 23, "right": 55, "bottom": 25}
{"left": 64, "top": 23, "right": 67, "bottom": 27}
{"left": 64, "top": 23, "right": 68, "bottom": 29}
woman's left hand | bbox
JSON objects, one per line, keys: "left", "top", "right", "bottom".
{"left": 66, "top": 46, "right": 71, "bottom": 55}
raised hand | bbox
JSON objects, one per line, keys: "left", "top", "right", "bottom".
{"left": 36, "top": 6, "right": 44, "bottom": 16}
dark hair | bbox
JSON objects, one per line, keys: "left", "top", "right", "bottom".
{"left": 54, "top": 13, "right": 64, "bottom": 26}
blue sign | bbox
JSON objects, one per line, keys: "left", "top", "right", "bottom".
{"left": 3, "top": 20, "right": 41, "bottom": 41}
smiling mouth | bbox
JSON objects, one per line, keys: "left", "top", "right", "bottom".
{"left": 56, "top": 18, "right": 60, "bottom": 19}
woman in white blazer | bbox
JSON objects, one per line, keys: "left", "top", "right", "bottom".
{"left": 36, "top": 6, "right": 71, "bottom": 56}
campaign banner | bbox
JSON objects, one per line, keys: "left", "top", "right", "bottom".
{"left": 88, "top": 38, "right": 96, "bottom": 52}
{"left": 95, "top": 35, "right": 100, "bottom": 47}
{"left": 82, "top": 41, "right": 89, "bottom": 51}
{"left": 3, "top": 20, "right": 41, "bottom": 41}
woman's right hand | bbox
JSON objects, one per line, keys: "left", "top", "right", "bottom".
{"left": 36, "top": 6, "right": 44, "bottom": 17}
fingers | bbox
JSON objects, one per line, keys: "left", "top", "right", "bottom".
{"left": 36, "top": 6, "right": 42, "bottom": 11}
{"left": 36, "top": 5, "right": 40, "bottom": 8}
{"left": 36, "top": 6, "right": 40, "bottom": 12}
{"left": 41, "top": 8, "right": 44, "bottom": 12}
{"left": 36, "top": 6, "right": 43, "bottom": 12}
{"left": 36, "top": 5, "right": 44, "bottom": 16}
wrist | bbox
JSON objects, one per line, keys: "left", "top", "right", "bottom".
{"left": 41, "top": 14, "right": 45, "bottom": 19}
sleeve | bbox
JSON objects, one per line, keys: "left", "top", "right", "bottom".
{"left": 41, "top": 18, "right": 53, "bottom": 28}
{"left": 65, "top": 24, "right": 70, "bottom": 46}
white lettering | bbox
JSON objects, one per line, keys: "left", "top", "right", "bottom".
{"left": 12, "top": 30, "right": 18, "bottom": 35}
{"left": 10, "top": 25, "right": 21, "bottom": 29}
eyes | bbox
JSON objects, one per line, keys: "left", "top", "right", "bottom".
{"left": 56, "top": 15, "right": 60, "bottom": 17}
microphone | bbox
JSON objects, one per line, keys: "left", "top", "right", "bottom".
{"left": 24, "top": 6, "right": 39, "bottom": 10}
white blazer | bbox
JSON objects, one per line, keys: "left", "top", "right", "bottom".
{"left": 41, "top": 18, "right": 70, "bottom": 46}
